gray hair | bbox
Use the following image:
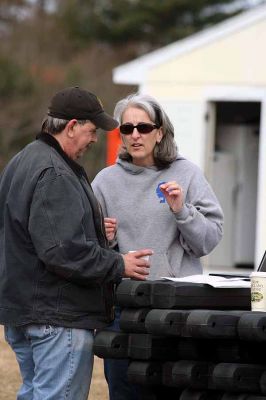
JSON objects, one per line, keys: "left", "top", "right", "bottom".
{"left": 114, "top": 93, "right": 178, "bottom": 169}
{"left": 42, "top": 116, "right": 91, "bottom": 135}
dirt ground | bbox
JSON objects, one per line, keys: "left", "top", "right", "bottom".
{"left": 0, "top": 326, "right": 108, "bottom": 400}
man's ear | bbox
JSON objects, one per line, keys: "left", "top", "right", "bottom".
{"left": 66, "top": 119, "right": 77, "bottom": 138}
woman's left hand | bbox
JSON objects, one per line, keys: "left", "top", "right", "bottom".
{"left": 159, "top": 181, "right": 184, "bottom": 213}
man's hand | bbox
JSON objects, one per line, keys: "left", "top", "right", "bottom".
{"left": 122, "top": 249, "right": 153, "bottom": 280}
{"left": 104, "top": 217, "right": 117, "bottom": 241}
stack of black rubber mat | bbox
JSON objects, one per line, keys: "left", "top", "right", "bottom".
{"left": 94, "top": 279, "right": 266, "bottom": 400}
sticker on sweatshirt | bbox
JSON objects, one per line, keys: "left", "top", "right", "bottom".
{"left": 156, "top": 182, "right": 166, "bottom": 203}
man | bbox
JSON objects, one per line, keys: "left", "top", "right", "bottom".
{"left": 0, "top": 86, "right": 152, "bottom": 400}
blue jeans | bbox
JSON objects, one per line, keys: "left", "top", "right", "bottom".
{"left": 4, "top": 324, "right": 94, "bottom": 400}
{"left": 104, "top": 308, "right": 140, "bottom": 400}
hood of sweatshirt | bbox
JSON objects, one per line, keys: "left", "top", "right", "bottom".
{"left": 116, "top": 155, "right": 185, "bottom": 175}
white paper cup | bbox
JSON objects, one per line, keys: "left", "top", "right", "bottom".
{"left": 250, "top": 272, "right": 266, "bottom": 311}
{"left": 128, "top": 250, "right": 150, "bottom": 261}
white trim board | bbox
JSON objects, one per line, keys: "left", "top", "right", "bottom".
{"left": 203, "top": 85, "right": 266, "bottom": 269}
{"left": 203, "top": 86, "right": 266, "bottom": 101}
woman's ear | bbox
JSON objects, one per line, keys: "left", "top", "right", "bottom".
{"left": 156, "top": 127, "right": 163, "bottom": 143}
{"left": 120, "top": 133, "right": 126, "bottom": 145}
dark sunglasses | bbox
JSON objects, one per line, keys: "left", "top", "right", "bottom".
{"left": 120, "top": 123, "right": 159, "bottom": 135}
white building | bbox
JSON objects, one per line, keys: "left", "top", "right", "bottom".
{"left": 113, "top": 4, "right": 266, "bottom": 271}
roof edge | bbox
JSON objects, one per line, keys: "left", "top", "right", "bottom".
{"left": 113, "top": 3, "right": 266, "bottom": 85}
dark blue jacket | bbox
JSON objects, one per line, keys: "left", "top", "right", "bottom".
{"left": 0, "top": 133, "right": 124, "bottom": 329}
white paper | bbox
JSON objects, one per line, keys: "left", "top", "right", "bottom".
{"left": 160, "top": 274, "right": 251, "bottom": 288}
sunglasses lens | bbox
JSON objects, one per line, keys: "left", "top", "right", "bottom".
{"left": 120, "top": 124, "right": 133, "bottom": 135}
{"left": 137, "top": 124, "right": 154, "bottom": 134}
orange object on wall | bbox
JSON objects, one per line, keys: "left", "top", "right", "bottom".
{"left": 106, "top": 127, "right": 122, "bottom": 166}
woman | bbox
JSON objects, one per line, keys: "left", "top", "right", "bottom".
{"left": 92, "top": 93, "right": 223, "bottom": 399}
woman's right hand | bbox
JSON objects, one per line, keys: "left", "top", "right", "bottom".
{"left": 104, "top": 217, "right": 117, "bottom": 241}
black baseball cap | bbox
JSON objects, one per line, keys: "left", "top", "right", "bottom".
{"left": 47, "top": 86, "right": 119, "bottom": 131}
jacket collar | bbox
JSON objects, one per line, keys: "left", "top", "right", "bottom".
{"left": 36, "top": 131, "right": 89, "bottom": 181}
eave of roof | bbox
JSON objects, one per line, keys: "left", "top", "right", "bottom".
{"left": 113, "top": 3, "right": 266, "bottom": 85}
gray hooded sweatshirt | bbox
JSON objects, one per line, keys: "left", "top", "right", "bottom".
{"left": 92, "top": 156, "right": 223, "bottom": 280}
